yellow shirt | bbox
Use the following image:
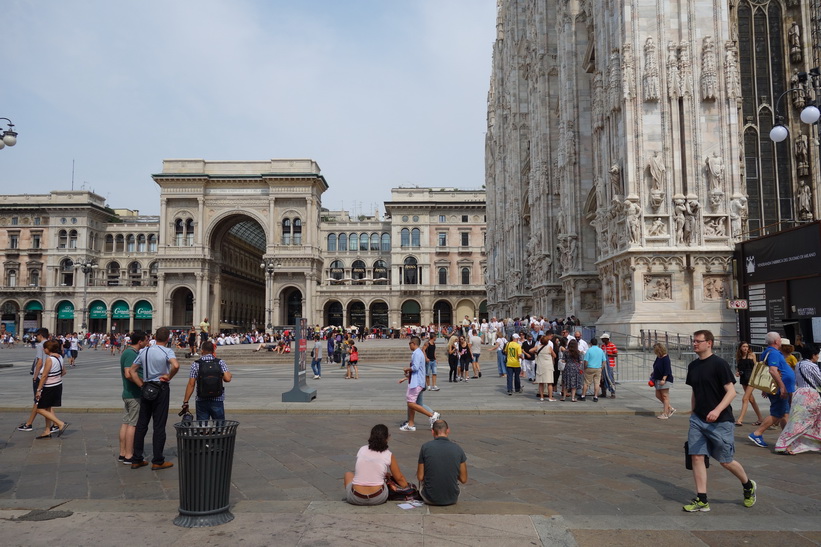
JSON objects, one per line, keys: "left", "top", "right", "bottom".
{"left": 506, "top": 341, "right": 522, "bottom": 367}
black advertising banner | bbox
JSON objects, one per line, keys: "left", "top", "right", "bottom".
{"left": 741, "top": 222, "right": 821, "bottom": 284}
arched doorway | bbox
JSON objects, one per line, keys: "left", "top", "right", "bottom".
{"left": 455, "top": 299, "right": 475, "bottom": 324}
{"left": 369, "top": 300, "right": 389, "bottom": 331}
{"left": 348, "top": 300, "right": 366, "bottom": 331}
{"left": 170, "top": 287, "right": 194, "bottom": 327}
{"left": 209, "top": 214, "right": 268, "bottom": 331}
{"left": 134, "top": 299, "right": 153, "bottom": 333}
{"left": 23, "top": 300, "right": 43, "bottom": 334}
{"left": 325, "top": 300, "right": 343, "bottom": 327}
{"left": 111, "top": 300, "right": 130, "bottom": 334}
{"left": 432, "top": 300, "right": 452, "bottom": 327}
{"left": 479, "top": 300, "right": 489, "bottom": 322}
{"left": 401, "top": 300, "right": 421, "bottom": 326}
{"left": 55, "top": 300, "right": 75, "bottom": 335}
{"left": 88, "top": 300, "right": 107, "bottom": 333}
{"left": 283, "top": 288, "right": 303, "bottom": 325}
{"left": 1, "top": 301, "right": 20, "bottom": 336}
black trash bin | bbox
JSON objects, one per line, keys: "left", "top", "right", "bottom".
{"left": 173, "top": 419, "right": 239, "bottom": 528}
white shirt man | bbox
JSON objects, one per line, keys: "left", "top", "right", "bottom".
{"left": 575, "top": 331, "right": 589, "bottom": 355}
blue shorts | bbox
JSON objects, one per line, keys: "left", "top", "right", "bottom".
{"left": 426, "top": 360, "right": 437, "bottom": 376}
{"left": 687, "top": 414, "right": 735, "bottom": 463}
{"left": 767, "top": 394, "right": 791, "bottom": 418}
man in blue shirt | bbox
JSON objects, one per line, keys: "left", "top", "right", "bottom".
{"left": 582, "top": 338, "right": 606, "bottom": 402}
{"left": 749, "top": 332, "right": 796, "bottom": 448}
{"left": 400, "top": 336, "right": 440, "bottom": 432}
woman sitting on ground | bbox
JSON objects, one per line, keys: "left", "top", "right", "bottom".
{"left": 343, "top": 424, "right": 408, "bottom": 505}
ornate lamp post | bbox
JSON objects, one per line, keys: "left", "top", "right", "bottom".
{"left": 0, "top": 118, "right": 18, "bottom": 150}
{"left": 260, "top": 258, "right": 281, "bottom": 333}
{"left": 74, "top": 258, "right": 98, "bottom": 331}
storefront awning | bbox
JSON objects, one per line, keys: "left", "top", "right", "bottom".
{"left": 25, "top": 301, "right": 43, "bottom": 311}
{"left": 89, "top": 301, "right": 108, "bottom": 319}
{"left": 111, "top": 300, "right": 130, "bottom": 320}
{"left": 57, "top": 301, "right": 75, "bottom": 319}
{"left": 134, "top": 300, "right": 153, "bottom": 320}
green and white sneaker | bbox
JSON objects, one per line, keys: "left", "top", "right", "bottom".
{"left": 743, "top": 480, "right": 757, "bottom": 508}
{"left": 683, "top": 498, "right": 711, "bottom": 512}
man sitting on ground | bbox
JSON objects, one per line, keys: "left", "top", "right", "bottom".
{"left": 417, "top": 420, "right": 468, "bottom": 506}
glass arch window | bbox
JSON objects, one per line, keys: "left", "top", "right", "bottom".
{"left": 359, "top": 233, "right": 369, "bottom": 251}
{"left": 403, "top": 256, "right": 418, "bottom": 285}
{"left": 58, "top": 230, "right": 67, "bottom": 249}
{"left": 352, "top": 259, "right": 366, "bottom": 284}
{"left": 149, "top": 261, "right": 159, "bottom": 286}
{"left": 282, "top": 218, "right": 292, "bottom": 245}
{"left": 461, "top": 267, "right": 471, "bottom": 285}
{"left": 438, "top": 267, "right": 448, "bottom": 285}
{"left": 60, "top": 258, "right": 74, "bottom": 286}
{"left": 411, "top": 228, "right": 420, "bottom": 247}
{"left": 148, "top": 234, "right": 157, "bottom": 252}
{"left": 328, "top": 233, "right": 337, "bottom": 251}
{"left": 338, "top": 232, "right": 347, "bottom": 251}
{"left": 175, "top": 219, "right": 184, "bottom": 246}
{"left": 127, "top": 234, "right": 136, "bottom": 252}
{"left": 30, "top": 269, "right": 40, "bottom": 287}
{"left": 293, "top": 218, "right": 302, "bottom": 245}
{"left": 329, "top": 259, "right": 345, "bottom": 281}
{"left": 370, "top": 233, "right": 379, "bottom": 251}
{"left": 115, "top": 234, "right": 124, "bottom": 252}
{"left": 349, "top": 232, "right": 358, "bottom": 252}
{"left": 107, "top": 262, "right": 121, "bottom": 286}
{"left": 381, "top": 233, "right": 391, "bottom": 252}
{"left": 7, "top": 269, "right": 17, "bottom": 287}
{"left": 400, "top": 228, "right": 410, "bottom": 247}
{"left": 69, "top": 230, "right": 78, "bottom": 249}
{"left": 373, "top": 259, "right": 388, "bottom": 282}
{"left": 185, "top": 219, "right": 194, "bottom": 246}
{"left": 105, "top": 234, "right": 114, "bottom": 252}
{"left": 137, "top": 234, "right": 146, "bottom": 252}
{"left": 128, "top": 261, "right": 141, "bottom": 286}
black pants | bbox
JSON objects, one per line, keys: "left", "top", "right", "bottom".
{"left": 133, "top": 382, "right": 170, "bottom": 465}
{"left": 448, "top": 354, "right": 458, "bottom": 382}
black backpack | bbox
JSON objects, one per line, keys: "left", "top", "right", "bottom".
{"left": 195, "top": 358, "right": 224, "bottom": 398}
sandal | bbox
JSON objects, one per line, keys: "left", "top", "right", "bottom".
{"left": 735, "top": 422, "right": 743, "bottom": 427}
{"left": 36, "top": 433, "right": 52, "bottom": 439}
{"left": 753, "top": 421, "right": 762, "bottom": 426}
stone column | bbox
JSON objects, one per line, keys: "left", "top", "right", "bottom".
{"left": 156, "top": 273, "right": 166, "bottom": 327}
{"left": 212, "top": 275, "right": 222, "bottom": 330}
{"left": 197, "top": 197, "right": 205, "bottom": 247}
{"left": 195, "top": 272, "right": 205, "bottom": 324}
{"left": 128, "top": 311, "right": 134, "bottom": 333}
{"left": 159, "top": 197, "right": 168, "bottom": 246}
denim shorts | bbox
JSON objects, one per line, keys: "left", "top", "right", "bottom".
{"left": 426, "top": 360, "right": 437, "bottom": 376}
{"left": 687, "top": 414, "right": 735, "bottom": 463}
{"left": 767, "top": 394, "right": 791, "bottom": 418}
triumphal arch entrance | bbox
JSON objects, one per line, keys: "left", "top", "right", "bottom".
{"left": 152, "top": 159, "right": 327, "bottom": 331}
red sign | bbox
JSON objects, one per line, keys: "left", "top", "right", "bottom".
{"left": 299, "top": 339, "right": 307, "bottom": 352}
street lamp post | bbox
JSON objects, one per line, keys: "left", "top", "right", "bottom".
{"left": 0, "top": 118, "right": 19, "bottom": 150}
{"left": 769, "top": 68, "right": 821, "bottom": 222}
{"left": 74, "top": 258, "right": 98, "bottom": 332}
{"left": 260, "top": 258, "right": 281, "bottom": 334}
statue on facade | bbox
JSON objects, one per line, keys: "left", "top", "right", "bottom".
{"left": 622, "top": 42, "right": 635, "bottom": 99}
{"left": 684, "top": 198, "right": 701, "bottom": 245}
{"left": 729, "top": 194, "right": 748, "bottom": 241}
{"left": 706, "top": 152, "right": 725, "bottom": 192}
{"left": 558, "top": 235, "right": 576, "bottom": 273}
{"left": 648, "top": 217, "right": 667, "bottom": 236}
{"left": 673, "top": 196, "right": 687, "bottom": 244}
{"left": 704, "top": 217, "right": 726, "bottom": 237}
{"left": 609, "top": 49, "right": 622, "bottom": 112}
{"left": 643, "top": 36, "right": 660, "bottom": 101}
{"left": 648, "top": 151, "right": 665, "bottom": 190}
{"left": 645, "top": 276, "right": 672, "bottom": 300}
{"left": 704, "top": 277, "right": 726, "bottom": 300}
{"left": 791, "top": 69, "right": 807, "bottom": 109}
{"left": 678, "top": 41, "right": 693, "bottom": 97}
{"left": 593, "top": 72, "right": 605, "bottom": 130}
{"left": 725, "top": 44, "right": 741, "bottom": 99}
{"left": 622, "top": 276, "right": 633, "bottom": 301}
{"left": 796, "top": 135, "right": 809, "bottom": 176}
{"left": 701, "top": 36, "right": 717, "bottom": 100}
{"left": 798, "top": 181, "right": 813, "bottom": 220}
{"left": 624, "top": 199, "right": 642, "bottom": 244}
{"left": 666, "top": 42, "right": 680, "bottom": 100}
{"left": 790, "top": 22, "right": 803, "bottom": 62}
{"left": 609, "top": 163, "right": 622, "bottom": 195}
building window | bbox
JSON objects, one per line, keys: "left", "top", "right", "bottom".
{"left": 128, "top": 261, "right": 141, "bottom": 286}
{"left": 400, "top": 228, "right": 410, "bottom": 248}
{"left": 402, "top": 256, "right": 418, "bottom": 285}
{"left": 7, "top": 269, "right": 17, "bottom": 287}
{"left": 60, "top": 259, "right": 74, "bottom": 286}
{"left": 149, "top": 261, "right": 159, "bottom": 286}
{"left": 461, "top": 267, "right": 471, "bottom": 285}
{"left": 370, "top": 233, "right": 379, "bottom": 251}
{"left": 352, "top": 259, "right": 366, "bottom": 284}
{"left": 338, "top": 232, "right": 347, "bottom": 251}
{"left": 69, "top": 230, "right": 78, "bottom": 249}
{"left": 148, "top": 234, "right": 157, "bottom": 252}
{"left": 32, "top": 234, "right": 41, "bottom": 250}
{"left": 349, "top": 232, "right": 358, "bottom": 252}
{"left": 107, "top": 261, "right": 121, "bottom": 286}
{"left": 58, "top": 230, "right": 67, "bottom": 249}
{"left": 282, "top": 219, "right": 291, "bottom": 245}
{"left": 30, "top": 269, "right": 40, "bottom": 286}
{"left": 126, "top": 234, "right": 136, "bottom": 252}
{"left": 439, "top": 215, "right": 446, "bottom": 223}
{"left": 11, "top": 217, "right": 18, "bottom": 226}
{"left": 438, "top": 232, "right": 447, "bottom": 246}
{"left": 137, "top": 234, "right": 146, "bottom": 252}
{"left": 293, "top": 218, "right": 302, "bottom": 245}
{"left": 438, "top": 267, "right": 447, "bottom": 285}
{"left": 33, "top": 217, "right": 41, "bottom": 226}
{"left": 105, "top": 234, "right": 114, "bottom": 252}
{"left": 329, "top": 259, "right": 344, "bottom": 282}
{"left": 9, "top": 234, "right": 19, "bottom": 249}
{"left": 185, "top": 219, "right": 194, "bottom": 246}
{"left": 328, "top": 233, "right": 337, "bottom": 252}
{"left": 461, "top": 232, "right": 469, "bottom": 246}
{"left": 381, "top": 233, "right": 391, "bottom": 252}
{"left": 373, "top": 259, "right": 388, "bottom": 282}
{"left": 116, "top": 234, "right": 125, "bottom": 252}
{"left": 411, "top": 228, "right": 420, "bottom": 247}
{"left": 175, "top": 219, "right": 184, "bottom": 246}
{"left": 461, "top": 215, "right": 468, "bottom": 222}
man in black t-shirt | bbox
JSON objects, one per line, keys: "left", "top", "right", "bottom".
{"left": 683, "top": 329, "right": 757, "bottom": 512}
{"left": 417, "top": 420, "right": 467, "bottom": 505}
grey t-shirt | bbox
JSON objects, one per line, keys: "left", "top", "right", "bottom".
{"left": 313, "top": 341, "right": 322, "bottom": 359}
{"left": 418, "top": 437, "right": 467, "bottom": 506}
{"left": 133, "top": 345, "right": 176, "bottom": 382}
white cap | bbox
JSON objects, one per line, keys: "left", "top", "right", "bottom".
{"left": 601, "top": 333, "right": 611, "bottom": 339}
{"left": 781, "top": 338, "right": 791, "bottom": 345}
{"left": 512, "top": 333, "right": 520, "bottom": 339}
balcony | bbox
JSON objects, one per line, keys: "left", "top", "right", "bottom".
{"left": 0, "top": 285, "right": 42, "bottom": 293}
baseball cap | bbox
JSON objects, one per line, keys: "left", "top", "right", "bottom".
{"left": 512, "top": 333, "right": 520, "bottom": 340}
{"left": 601, "top": 333, "right": 611, "bottom": 339}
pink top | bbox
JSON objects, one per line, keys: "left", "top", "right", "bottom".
{"left": 352, "top": 445, "right": 392, "bottom": 486}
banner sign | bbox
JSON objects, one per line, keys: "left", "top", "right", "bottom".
{"left": 741, "top": 222, "right": 821, "bottom": 284}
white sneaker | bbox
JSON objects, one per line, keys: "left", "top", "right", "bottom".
{"left": 399, "top": 424, "right": 416, "bottom": 432}
{"left": 430, "top": 385, "right": 440, "bottom": 391}
{"left": 313, "top": 375, "right": 319, "bottom": 379}
{"left": 429, "top": 412, "right": 441, "bottom": 428}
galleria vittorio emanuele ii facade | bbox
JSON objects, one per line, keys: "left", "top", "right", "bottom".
{"left": 485, "top": 0, "right": 821, "bottom": 337}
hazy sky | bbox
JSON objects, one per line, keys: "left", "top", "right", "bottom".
{"left": 3, "top": 0, "right": 496, "bottom": 216}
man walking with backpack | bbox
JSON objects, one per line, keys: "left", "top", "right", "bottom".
{"left": 182, "top": 340, "right": 233, "bottom": 420}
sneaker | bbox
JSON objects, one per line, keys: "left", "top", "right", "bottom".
{"left": 151, "top": 461, "right": 174, "bottom": 470}
{"left": 593, "top": 397, "right": 599, "bottom": 402}
{"left": 508, "top": 391, "right": 512, "bottom": 396}
{"left": 118, "top": 455, "right": 126, "bottom": 462}
{"left": 17, "top": 423, "right": 33, "bottom": 431}
{"left": 122, "top": 457, "right": 134, "bottom": 465}
{"left": 399, "top": 424, "right": 416, "bottom": 432}
{"left": 50, "top": 424, "right": 60, "bottom": 433}
{"left": 429, "top": 412, "right": 441, "bottom": 428}
{"left": 430, "top": 386, "right": 440, "bottom": 391}
{"left": 743, "top": 480, "right": 757, "bottom": 507}
{"left": 669, "top": 407, "right": 677, "bottom": 417}
{"left": 748, "top": 433, "right": 768, "bottom": 448}
{"left": 682, "top": 498, "right": 711, "bottom": 512}
{"left": 579, "top": 396, "right": 586, "bottom": 401}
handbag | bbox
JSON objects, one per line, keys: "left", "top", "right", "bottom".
{"left": 748, "top": 360, "right": 777, "bottom": 395}
{"left": 385, "top": 477, "right": 422, "bottom": 501}
{"left": 142, "top": 381, "right": 162, "bottom": 401}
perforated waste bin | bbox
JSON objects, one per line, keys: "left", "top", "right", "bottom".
{"left": 173, "top": 419, "right": 239, "bottom": 528}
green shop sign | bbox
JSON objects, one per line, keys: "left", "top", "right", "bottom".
{"left": 57, "top": 302, "right": 75, "bottom": 320}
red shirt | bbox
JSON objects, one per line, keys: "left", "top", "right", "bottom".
{"left": 602, "top": 342, "right": 618, "bottom": 367}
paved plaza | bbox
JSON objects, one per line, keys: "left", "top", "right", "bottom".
{"left": 0, "top": 342, "right": 819, "bottom": 545}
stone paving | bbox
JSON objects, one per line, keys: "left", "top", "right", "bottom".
{"left": 0, "top": 344, "right": 819, "bottom": 545}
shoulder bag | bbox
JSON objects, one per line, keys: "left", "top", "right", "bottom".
{"left": 748, "top": 348, "right": 777, "bottom": 395}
